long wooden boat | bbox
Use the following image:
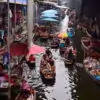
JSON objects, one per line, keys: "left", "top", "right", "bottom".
{"left": 83, "top": 57, "right": 100, "bottom": 84}
{"left": 51, "top": 38, "right": 59, "bottom": 49}
{"left": 0, "top": 72, "right": 21, "bottom": 94}
{"left": 86, "top": 30, "right": 100, "bottom": 41}
{"left": 81, "top": 37, "right": 91, "bottom": 50}
{"left": 64, "top": 58, "right": 75, "bottom": 65}
{"left": 64, "top": 46, "right": 77, "bottom": 65}
{"left": 81, "top": 37, "right": 100, "bottom": 50}
{"left": 40, "top": 62, "right": 55, "bottom": 80}
{"left": 39, "top": 32, "right": 49, "bottom": 39}
{"left": 81, "top": 37, "right": 100, "bottom": 57}
{"left": 51, "top": 42, "right": 59, "bottom": 48}
{"left": 59, "top": 47, "right": 66, "bottom": 54}
{"left": 15, "top": 90, "right": 36, "bottom": 100}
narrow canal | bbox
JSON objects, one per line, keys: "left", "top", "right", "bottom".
{"left": 23, "top": 30, "right": 100, "bottom": 100}
{"left": 23, "top": 14, "right": 100, "bottom": 100}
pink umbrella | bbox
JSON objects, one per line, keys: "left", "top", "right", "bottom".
{"left": 26, "top": 44, "right": 45, "bottom": 60}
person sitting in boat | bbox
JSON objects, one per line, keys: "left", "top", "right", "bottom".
{"left": 41, "top": 54, "right": 48, "bottom": 67}
{"left": 53, "top": 36, "right": 59, "bottom": 44}
{"left": 64, "top": 47, "right": 68, "bottom": 58}
{"left": 72, "top": 47, "right": 77, "bottom": 57}
{"left": 28, "top": 54, "right": 36, "bottom": 68}
{"left": 21, "top": 80, "right": 32, "bottom": 98}
{"left": 59, "top": 39, "right": 65, "bottom": 48}
{"left": 48, "top": 56, "right": 54, "bottom": 67}
{"left": 45, "top": 48, "right": 52, "bottom": 58}
{"left": 65, "top": 38, "right": 70, "bottom": 46}
{"left": 67, "top": 49, "right": 74, "bottom": 60}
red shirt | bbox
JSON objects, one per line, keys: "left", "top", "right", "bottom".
{"left": 29, "top": 56, "right": 36, "bottom": 62}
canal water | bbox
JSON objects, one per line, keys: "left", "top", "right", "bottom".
{"left": 23, "top": 13, "right": 100, "bottom": 100}
{"left": 25, "top": 31, "right": 100, "bottom": 100}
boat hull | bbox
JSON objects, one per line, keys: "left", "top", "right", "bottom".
{"left": 64, "top": 59, "right": 74, "bottom": 66}
{"left": 59, "top": 47, "right": 66, "bottom": 54}
{"left": 15, "top": 93, "right": 36, "bottom": 100}
{"left": 83, "top": 58, "right": 100, "bottom": 84}
{"left": 81, "top": 37, "right": 100, "bottom": 57}
{"left": 51, "top": 43, "right": 59, "bottom": 49}
{"left": 40, "top": 68, "right": 55, "bottom": 80}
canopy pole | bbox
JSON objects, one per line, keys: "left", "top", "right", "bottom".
{"left": 14, "top": 0, "right": 16, "bottom": 29}
{"left": 7, "top": 0, "right": 11, "bottom": 100}
{"left": 27, "top": 0, "right": 34, "bottom": 48}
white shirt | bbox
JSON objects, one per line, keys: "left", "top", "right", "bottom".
{"left": 9, "top": 9, "right": 12, "bottom": 18}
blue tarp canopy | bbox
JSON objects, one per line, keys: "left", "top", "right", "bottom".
{"left": 41, "top": 17, "right": 58, "bottom": 22}
{"left": 41, "top": 9, "right": 58, "bottom": 15}
{"left": 8, "top": 0, "right": 27, "bottom": 4}
{"left": 40, "top": 13, "right": 58, "bottom": 18}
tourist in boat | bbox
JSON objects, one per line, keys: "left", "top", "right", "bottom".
{"left": 65, "top": 38, "right": 70, "bottom": 46}
{"left": 48, "top": 56, "right": 54, "bottom": 67}
{"left": 67, "top": 49, "right": 73, "bottom": 60}
{"left": 41, "top": 54, "right": 48, "bottom": 67}
{"left": 64, "top": 47, "right": 68, "bottom": 58}
{"left": 45, "top": 48, "right": 52, "bottom": 58}
{"left": 21, "top": 80, "right": 31, "bottom": 98}
{"left": 53, "top": 36, "right": 59, "bottom": 44}
{"left": 28, "top": 54, "right": 36, "bottom": 68}
{"left": 59, "top": 39, "right": 65, "bottom": 48}
{"left": 72, "top": 47, "right": 77, "bottom": 57}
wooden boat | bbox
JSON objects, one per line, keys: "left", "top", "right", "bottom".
{"left": 64, "top": 58, "right": 75, "bottom": 65}
{"left": 15, "top": 90, "right": 36, "bottom": 100}
{"left": 81, "top": 37, "right": 100, "bottom": 50}
{"left": 64, "top": 46, "right": 77, "bottom": 65}
{"left": 49, "top": 34, "right": 55, "bottom": 38}
{"left": 81, "top": 37, "right": 100, "bottom": 57}
{"left": 83, "top": 57, "right": 100, "bottom": 84}
{"left": 86, "top": 30, "right": 100, "bottom": 41}
{"left": 39, "top": 32, "right": 49, "bottom": 39}
{"left": 40, "top": 62, "right": 55, "bottom": 80}
{"left": 51, "top": 42, "right": 59, "bottom": 48}
{"left": 65, "top": 38, "right": 73, "bottom": 47}
{"left": 59, "top": 47, "right": 66, "bottom": 54}
{"left": 0, "top": 72, "right": 9, "bottom": 93}
{"left": 51, "top": 38, "right": 59, "bottom": 49}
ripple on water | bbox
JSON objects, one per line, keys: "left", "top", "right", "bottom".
{"left": 22, "top": 48, "right": 78, "bottom": 100}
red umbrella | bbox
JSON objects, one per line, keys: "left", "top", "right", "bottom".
{"left": 26, "top": 44, "right": 45, "bottom": 60}
{"left": 0, "top": 43, "right": 45, "bottom": 57}
{"left": 10, "top": 43, "right": 28, "bottom": 56}
{"left": 27, "top": 44, "right": 45, "bottom": 55}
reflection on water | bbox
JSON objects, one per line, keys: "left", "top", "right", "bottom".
{"left": 60, "top": 15, "right": 69, "bottom": 32}
{"left": 23, "top": 49, "right": 78, "bottom": 100}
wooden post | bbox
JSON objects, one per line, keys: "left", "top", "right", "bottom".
{"left": 7, "top": 0, "right": 11, "bottom": 100}
{"left": 27, "top": 0, "right": 34, "bottom": 48}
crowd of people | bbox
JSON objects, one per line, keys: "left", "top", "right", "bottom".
{"left": 77, "top": 16, "right": 100, "bottom": 38}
